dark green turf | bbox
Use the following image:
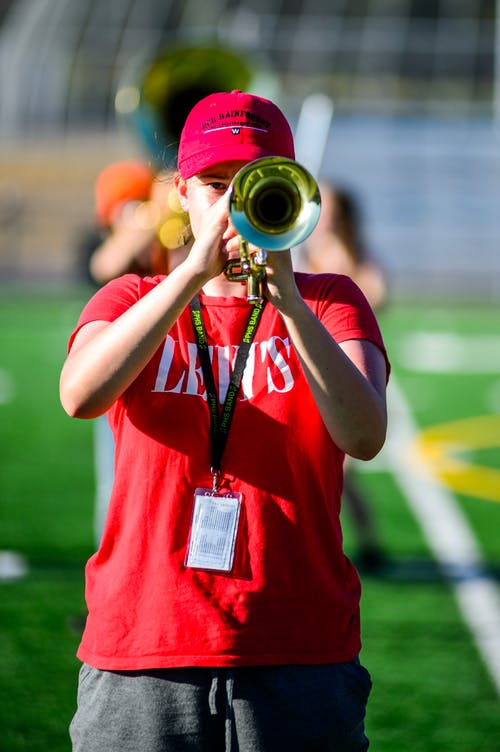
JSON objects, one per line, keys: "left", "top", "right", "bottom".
{"left": 1, "top": 289, "right": 499, "bottom": 750}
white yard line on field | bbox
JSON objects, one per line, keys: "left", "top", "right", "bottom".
{"left": 384, "top": 377, "right": 500, "bottom": 698}
{"left": 397, "top": 332, "right": 500, "bottom": 374}
{"left": 0, "top": 367, "right": 15, "bottom": 404}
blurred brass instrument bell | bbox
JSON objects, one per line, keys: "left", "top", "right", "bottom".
{"left": 115, "top": 44, "right": 255, "bottom": 166}
{"left": 226, "top": 157, "right": 321, "bottom": 301}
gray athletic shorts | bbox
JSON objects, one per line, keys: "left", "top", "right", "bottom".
{"left": 70, "top": 661, "right": 372, "bottom": 751}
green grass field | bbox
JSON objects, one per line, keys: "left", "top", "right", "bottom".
{"left": 1, "top": 287, "right": 499, "bottom": 750}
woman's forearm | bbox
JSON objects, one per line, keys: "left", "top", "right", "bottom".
{"left": 60, "top": 261, "right": 208, "bottom": 419}
{"left": 279, "top": 295, "right": 387, "bottom": 460}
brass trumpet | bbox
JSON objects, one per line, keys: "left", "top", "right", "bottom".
{"left": 226, "top": 157, "right": 321, "bottom": 301}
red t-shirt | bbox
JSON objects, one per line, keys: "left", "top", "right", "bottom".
{"left": 69, "top": 272, "right": 389, "bottom": 670}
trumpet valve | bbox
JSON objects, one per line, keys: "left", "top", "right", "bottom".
{"left": 253, "top": 249, "right": 267, "bottom": 267}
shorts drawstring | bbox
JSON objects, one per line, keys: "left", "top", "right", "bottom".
{"left": 208, "top": 669, "right": 236, "bottom": 751}
{"left": 208, "top": 670, "right": 219, "bottom": 716}
{"left": 225, "top": 670, "right": 235, "bottom": 752}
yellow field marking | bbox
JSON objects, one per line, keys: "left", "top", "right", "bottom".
{"left": 414, "top": 415, "right": 500, "bottom": 503}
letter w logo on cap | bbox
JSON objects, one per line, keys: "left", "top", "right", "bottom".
{"left": 231, "top": 128, "right": 240, "bottom": 135}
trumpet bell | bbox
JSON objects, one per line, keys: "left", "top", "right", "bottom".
{"left": 228, "top": 157, "right": 321, "bottom": 250}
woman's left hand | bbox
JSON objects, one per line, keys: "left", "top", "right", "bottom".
{"left": 263, "top": 249, "right": 301, "bottom": 312}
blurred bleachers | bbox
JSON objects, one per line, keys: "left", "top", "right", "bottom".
{"left": 0, "top": 132, "right": 139, "bottom": 283}
{"left": 0, "top": 0, "right": 498, "bottom": 298}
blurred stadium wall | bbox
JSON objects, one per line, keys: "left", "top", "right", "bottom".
{"left": 0, "top": 0, "right": 498, "bottom": 299}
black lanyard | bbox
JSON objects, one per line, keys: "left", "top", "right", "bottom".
{"left": 189, "top": 295, "right": 266, "bottom": 486}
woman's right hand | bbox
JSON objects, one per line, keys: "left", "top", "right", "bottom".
{"left": 183, "top": 189, "right": 234, "bottom": 281}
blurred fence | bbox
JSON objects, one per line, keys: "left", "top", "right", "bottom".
{"left": 0, "top": 0, "right": 499, "bottom": 299}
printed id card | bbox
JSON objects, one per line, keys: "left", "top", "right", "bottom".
{"left": 185, "top": 489, "right": 242, "bottom": 572}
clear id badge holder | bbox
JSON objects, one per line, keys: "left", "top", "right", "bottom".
{"left": 185, "top": 487, "right": 242, "bottom": 573}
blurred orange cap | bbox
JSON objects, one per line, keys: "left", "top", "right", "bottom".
{"left": 95, "top": 161, "right": 155, "bottom": 227}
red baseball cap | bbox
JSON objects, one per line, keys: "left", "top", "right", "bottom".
{"left": 177, "top": 90, "right": 295, "bottom": 179}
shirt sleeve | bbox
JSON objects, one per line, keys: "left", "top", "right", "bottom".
{"left": 67, "top": 273, "right": 150, "bottom": 352}
{"left": 297, "top": 272, "right": 391, "bottom": 379}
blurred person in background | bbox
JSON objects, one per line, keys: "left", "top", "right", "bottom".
{"left": 60, "top": 89, "right": 389, "bottom": 752}
{"left": 85, "top": 161, "right": 192, "bottom": 544}
{"left": 89, "top": 161, "right": 191, "bottom": 284}
{"left": 303, "top": 182, "right": 386, "bottom": 309}
{"left": 79, "top": 40, "right": 255, "bottom": 546}
{"left": 302, "top": 182, "right": 388, "bottom": 572}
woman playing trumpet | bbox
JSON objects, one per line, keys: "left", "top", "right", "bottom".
{"left": 61, "top": 90, "right": 389, "bottom": 752}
